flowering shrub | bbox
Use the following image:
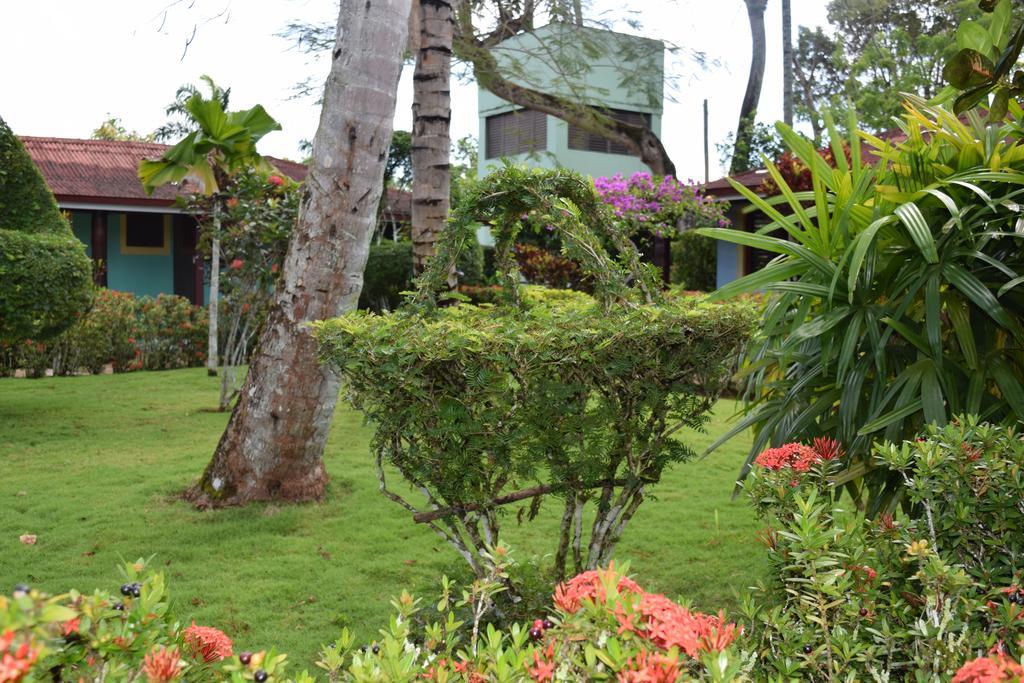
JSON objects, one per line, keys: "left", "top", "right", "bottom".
{"left": 954, "top": 653, "right": 1024, "bottom": 682}
{"left": 593, "top": 173, "right": 729, "bottom": 238}
{"left": 513, "top": 242, "right": 590, "bottom": 291}
{"left": 0, "top": 289, "right": 206, "bottom": 376}
{"left": 1, "top": 559, "right": 748, "bottom": 682}
{"left": 740, "top": 419, "right": 1024, "bottom": 680}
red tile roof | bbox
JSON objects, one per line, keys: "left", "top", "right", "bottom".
{"left": 19, "top": 136, "right": 307, "bottom": 207}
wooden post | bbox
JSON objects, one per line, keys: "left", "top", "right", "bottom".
{"left": 90, "top": 211, "right": 108, "bottom": 287}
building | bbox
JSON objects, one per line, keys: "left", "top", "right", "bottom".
{"left": 704, "top": 168, "right": 772, "bottom": 290}
{"left": 477, "top": 23, "right": 664, "bottom": 179}
{"left": 21, "top": 137, "right": 411, "bottom": 303}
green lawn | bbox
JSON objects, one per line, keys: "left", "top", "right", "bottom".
{"left": 0, "top": 369, "right": 763, "bottom": 667}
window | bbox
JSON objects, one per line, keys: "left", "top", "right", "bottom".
{"left": 485, "top": 109, "right": 547, "bottom": 159}
{"left": 120, "top": 213, "right": 170, "bottom": 255}
{"left": 568, "top": 109, "right": 652, "bottom": 156}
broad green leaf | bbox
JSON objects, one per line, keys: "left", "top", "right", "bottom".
{"left": 920, "top": 366, "right": 946, "bottom": 426}
{"left": 989, "top": 0, "right": 1012, "bottom": 49}
{"left": 956, "top": 21, "right": 995, "bottom": 58}
{"left": 858, "top": 399, "right": 924, "bottom": 435}
{"left": 703, "top": 259, "right": 808, "bottom": 302}
{"left": 946, "top": 295, "right": 978, "bottom": 369}
{"left": 944, "top": 262, "right": 1018, "bottom": 332}
{"left": 944, "top": 48, "right": 995, "bottom": 89}
{"left": 894, "top": 203, "right": 938, "bottom": 263}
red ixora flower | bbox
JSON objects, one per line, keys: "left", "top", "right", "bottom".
{"left": 143, "top": 647, "right": 183, "bottom": 682}
{"left": 754, "top": 442, "right": 822, "bottom": 472}
{"left": 230, "top": 258, "right": 245, "bottom": 270}
{"left": 183, "top": 623, "right": 233, "bottom": 663}
{"left": 268, "top": 174, "right": 285, "bottom": 186}
{"left": 952, "top": 653, "right": 1024, "bottom": 683}
{"left": 0, "top": 630, "right": 39, "bottom": 683}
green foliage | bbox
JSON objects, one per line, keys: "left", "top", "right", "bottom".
{"left": 0, "top": 289, "right": 207, "bottom": 376}
{"left": 939, "top": 0, "right": 1024, "bottom": 117}
{"left": 317, "top": 165, "right": 758, "bottom": 582}
{"left": 671, "top": 231, "right": 716, "bottom": 292}
{"left": 359, "top": 238, "right": 487, "bottom": 313}
{"left": 740, "top": 423, "right": 1024, "bottom": 680}
{"left": 0, "top": 116, "right": 92, "bottom": 343}
{"left": 700, "top": 102, "right": 1024, "bottom": 508}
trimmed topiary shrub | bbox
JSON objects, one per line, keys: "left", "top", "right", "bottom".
{"left": 0, "top": 115, "right": 92, "bottom": 342}
{"left": 671, "top": 230, "right": 716, "bottom": 292}
{"left": 317, "top": 166, "right": 758, "bottom": 583}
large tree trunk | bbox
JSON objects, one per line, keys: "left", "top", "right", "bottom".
{"left": 731, "top": 0, "right": 768, "bottom": 174}
{"left": 411, "top": 0, "right": 454, "bottom": 275}
{"left": 782, "top": 0, "right": 793, "bottom": 126}
{"left": 185, "top": 0, "right": 412, "bottom": 508}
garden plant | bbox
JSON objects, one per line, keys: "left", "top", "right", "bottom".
{"left": 316, "top": 165, "right": 758, "bottom": 581}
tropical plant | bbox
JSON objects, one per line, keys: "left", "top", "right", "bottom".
{"left": 138, "top": 78, "right": 281, "bottom": 378}
{"left": 699, "top": 95, "right": 1024, "bottom": 511}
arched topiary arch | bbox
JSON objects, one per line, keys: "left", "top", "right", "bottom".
{"left": 411, "top": 164, "right": 661, "bottom": 310}
{"left": 0, "top": 116, "right": 92, "bottom": 343}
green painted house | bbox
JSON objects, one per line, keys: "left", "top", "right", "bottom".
{"left": 478, "top": 23, "right": 664, "bottom": 179}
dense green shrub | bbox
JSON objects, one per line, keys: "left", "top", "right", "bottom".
{"left": 359, "top": 238, "right": 486, "bottom": 312}
{"left": 671, "top": 230, "right": 716, "bottom": 292}
{"left": 740, "top": 419, "right": 1024, "bottom": 680}
{"left": 701, "top": 98, "right": 1024, "bottom": 507}
{"left": 0, "top": 115, "right": 92, "bottom": 342}
{"left": 0, "top": 289, "right": 207, "bottom": 376}
{"left": 317, "top": 166, "right": 758, "bottom": 582}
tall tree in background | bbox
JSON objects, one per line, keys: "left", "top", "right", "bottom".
{"left": 791, "top": 0, "right": 972, "bottom": 134}
{"left": 782, "top": 0, "right": 793, "bottom": 126}
{"left": 730, "top": 0, "right": 768, "bottom": 174}
{"left": 186, "top": 0, "right": 412, "bottom": 507}
{"left": 411, "top": 0, "right": 455, "bottom": 274}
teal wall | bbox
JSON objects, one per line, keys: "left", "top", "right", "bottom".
{"left": 70, "top": 212, "right": 91, "bottom": 257}
{"left": 106, "top": 213, "right": 174, "bottom": 298}
{"left": 478, "top": 24, "right": 664, "bottom": 179}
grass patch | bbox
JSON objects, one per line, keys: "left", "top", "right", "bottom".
{"left": 0, "top": 368, "right": 763, "bottom": 667}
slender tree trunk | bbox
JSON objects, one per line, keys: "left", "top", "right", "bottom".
{"left": 782, "top": 0, "right": 793, "bottom": 126}
{"left": 572, "top": 0, "right": 583, "bottom": 25}
{"left": 206, "top": 209, "right": 220, "bottom": 377}
{"left": 185, "top": 0, "right": 412, "bottom": 507}
{"left": 411, "top": 0, "right": 454, "bottom": 275}
{"left": 731, "top": 0, "right": 768, "bottom": 174}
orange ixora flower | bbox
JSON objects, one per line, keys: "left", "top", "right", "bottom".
{"left": 0, "top": 630, "right": 39, "bottom": 683}
{"left": 552, "top": 564, "right": 643, "bottom": 614}
{"left": 183, "top": 623, "right": 233, "bottom": 663}
{"left": 143, "top": 647, "right": 183, "bottom": 682}
{"left": 617, "top": 650, "right": 681, "bottom": 683}
{"left": 633, "top": 593, "right": 738, "bottom": 658}
{"left": 952, "top": 654, "right": 1024, "bottom": 683}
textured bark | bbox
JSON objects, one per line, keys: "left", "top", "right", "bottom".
{"left": 206, "top": 226, "right": 220, "bottom": 377}
{"left": 411, "top": 0, "right": 454, "bottom": 274}
{"left": 186, "top": 0, "right": 412, "bottom": 507}
{"left": 782, "top": 0, "right": 793, "bottom": 126}
{"left": 731, "top": 0, "right": 769, "bottom": 174}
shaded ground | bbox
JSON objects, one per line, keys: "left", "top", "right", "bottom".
{"left": 0, "top": 368, "right": 763, "bottom": 667}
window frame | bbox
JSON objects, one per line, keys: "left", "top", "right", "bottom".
{"left": 485, "top": 108, "right": 548, "bottom": 159}
{"left": 120, "top": 212, "right": 171, "bottom": 256}
{"left": 567, "top": 108, "right": 653, "bottom": 156}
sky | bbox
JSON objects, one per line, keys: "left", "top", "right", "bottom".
{"left": 1, "top": 1, "right": 831, "bottom": 182}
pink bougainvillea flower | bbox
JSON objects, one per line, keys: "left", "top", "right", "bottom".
{"left": 143, "top": 647, "right": 183, "bottom": 683}
{"left": 952, "top": 654, "right": 1024, "bottom": 683}
{"left": 183, "top": 623, "right": 233, "bottom": 663}
{"left": 268, "top": 175, "right": 285, "bottom": 186}
{"left": 617, "top": 650, "right": 681, "bottom": 683}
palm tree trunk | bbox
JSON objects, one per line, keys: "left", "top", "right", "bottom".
{"left": 411, "top": 0, "right": 454, "bottom": 275}
{"left": 206, "top": 208, "right": 220, "bottom": 377}
{"left": 186, "top": 0, "right": 412, "bottom": 507}
{"left": 782, "top": 0, "right": 793, "bottom": 126}
{"left": 731, "top": 0, "right": 769, "bottom": 174}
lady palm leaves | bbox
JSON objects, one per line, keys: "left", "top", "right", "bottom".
{"left": 700, "top": 101, "right": 1024, "bottom": 507}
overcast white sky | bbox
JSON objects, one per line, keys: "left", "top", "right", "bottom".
{"left": 1, "top": 1, "right": 830, "bottom": 181}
